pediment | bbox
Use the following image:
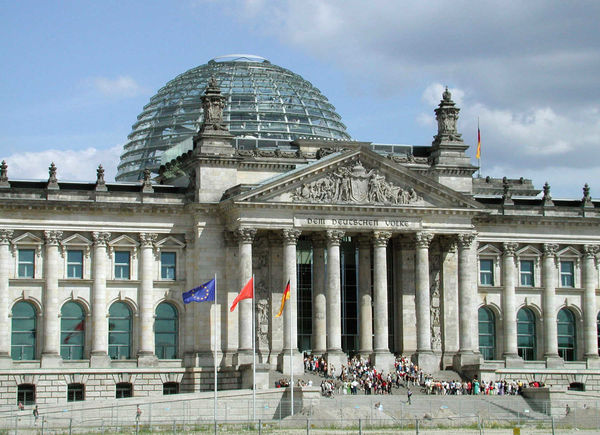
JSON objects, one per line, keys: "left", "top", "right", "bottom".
{"left": 108, "top": 234, "right": 139, "bottom": 248}
{"left": 226, "top": 148, "right": 482, "bottom": 210}
{"left": 156, "top": 236, "right": 186, "bottom": 249}
{"left": 557, "top": 246, "right": 581, "bottom": 258}
{"left": 61, "top": 234, "right": 92, "bottom": 247}
{"left": 478, "top": 244, "right": 502, "bottom": 256}
{"left": 12, "top": 232, "right": 43, "bottom": 245}
{"left": 517, "top": 245, "right": 542, "bottom": 257}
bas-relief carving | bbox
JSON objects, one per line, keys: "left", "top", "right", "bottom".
{"left": 429, "top": 243, "right": 442, "bottom": 351}
{"left": 253, "top": 235, "right": 271, "bottom": 357}
{"left": 292, "top": 160, "right": 422, "bottom": 206}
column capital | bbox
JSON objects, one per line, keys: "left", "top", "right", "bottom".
{"left": 543, "top": 243, "right": 559, "bottom": 257}
{"left": 373, "top": 231, "right": 392, "bottom": 247}
{"left": 583, "top": 244, "right": 599, "bottom": 258}
{"left": 0, "top": 229, "right": 13, "bottom": 245}
{"left": 326, "top": 229, "right": 345, "bottom": 246}
{"left": 502, "top": 241, "right": 519, "bottom": 257}
{"left": 92, "top": 231, "right": 111, "bottom": 246}
{"left": 312, "top": 234, "right": 327, "bottom": 249}
{"left": 457, "top": 232, "right": 477, "bottom": 249}
{"left": 139, "top": 232, "right": 158, "bottom": 248}
{"left": 234, "top": 227, "right": 257, "bottom": 244}
{"left": 415, "top": 231, "right": 434, "bottom": 248}
{"left": 44, "top": 230, "right": 63, "bottom": 246}
{"left": 282, "top": 228, "right": 302, "bottom": 245}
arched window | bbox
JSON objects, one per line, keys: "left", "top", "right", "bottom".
{"left": 517, "top": 308, "right": 537, "bottom": 361}
{"left": 558, "top": 308, "right": 576, "bottom": 361}
{"left": 478, "top": 307, "right": 496, "bottom": 360}
{"left": 109, "top": 302, "right": 132, "bottom": 360}
{"left": 60, "top": 302, "right": 85, "bottom": 360}
{"left": 155, "top": 302, "right": 178, "bottom": 359}
{"left": 11, "top": 302, "right": 36, "bottom": 360}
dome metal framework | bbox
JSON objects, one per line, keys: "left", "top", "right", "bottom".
{"left": 116, "top": 55, "right": 352, "bottom": 181}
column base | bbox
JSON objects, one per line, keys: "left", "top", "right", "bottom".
{"left": 544, "top": 354, "right": 564, "bottom": 368}
{"left": 0, "top": 353, "right": 12, "bottom": 368}
{"left": 90, "top": 352, "right": 111, "bottom": 368}
{"left": 277, "top": 349, "right": 304, "bottom": 376}
{"left": 371, "top": 350, "right": 396, "bottom": 372}
{"left": 503, "top": 353, "right": 524, "bottom": 368}
{"left": 240, "top": 362, "right": 271, "bottom": 390}
{"left": 452, "top": 351, "right": 482, "bottom": 371}
{"left": 137, "top": 352, "right": 158, "bottom": 367}
{"left": 324, "top": 350, "right": 347, "bottom": 375}
{"left": 41, "top": 352, "right": 63, "bottom": 368}
{"left": 235, "top": 349, "right": 254, "bottom": 367}
{"left": 195, "top": 351, "right": 222, "bottom": 367}
{"left": 358, "top": 349, "right": 373, "bottom": 360}
{"left": 414, "top": 351, "right": 439, "bottom": 373}
{"left": 585, "top": 354, "right": 600, "bottom": 368}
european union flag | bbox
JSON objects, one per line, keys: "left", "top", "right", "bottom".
{"left": 182, "top": 278, "right": 216, "bottom": 304}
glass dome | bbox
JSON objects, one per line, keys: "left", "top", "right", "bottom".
{"left": 116, "top": 54, "right": 352, "bottom": 181}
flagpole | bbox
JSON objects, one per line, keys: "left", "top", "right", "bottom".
{"left": 290, "top": 276, "right": 294, "bottom": 416}
{"left": 213, "top": 273, "right": 218, "bottom": 425}
{"left": 252, "top": 274, "right": 256, "bottom": 422}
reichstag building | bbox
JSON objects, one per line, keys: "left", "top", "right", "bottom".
{"left": 1, "top": 55, "right": 599, "bottom": 405}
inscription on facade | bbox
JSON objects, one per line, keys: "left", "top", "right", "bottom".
{"left": 298, "top": 216, "right": 420, "bottom": 230}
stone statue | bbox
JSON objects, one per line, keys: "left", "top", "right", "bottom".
{"left": 200, "top": 76, "right": 228, "bottom": 132}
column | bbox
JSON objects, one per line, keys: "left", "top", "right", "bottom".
{"left": 0, "top": 230, "right": 13, "bottom": 362}
{"left": 312, "top": 235, "right": 327, "bottom": 355}
{"left": 372, "top": 231, "right": 395, "bottom": 370}
{"left": 222, "top": 231, "right": 238, "bottom": 366}
{"left": 138, "top": 232, "right": 157, "bottom": 363}
{"left": 235, "top": 227, "right": 256, "bottom": 364}
{"left": 183, "top": 233, "right": 196, "bottom": 366}
{"left": 399, "top": 239, "right": 417, "bottom": 354}
{"left": 42, "top": 230, "right": 62, "bottom": 366}
{"left": 454, "top": 233, "right": 479, "bottom": 369}
{"left": 357, "top": 235, "right": 372, "bottom": 356}
{"left": 583, "top": 244, "right": 599, "bottom": 363}
{"left": 502, "top": 242, "right": 520, "bottom": 362}
{"left": 415, "top": 232, "right": 433, "bottom": 353}
{"left": 280, "top": 228, "right": 302, "bottom": 375}
{"left": 325, "top": 230, "right": 345, "bottom": 368}
{"left": 91, "top": 231, "right": 111, "bottom": 367}
{"left": 542, "top": 243, "right": 560, "bottom": 363}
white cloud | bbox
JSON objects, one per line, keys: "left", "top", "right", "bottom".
{"left": 91, "top": 76, "right": 145, "bottom": 98}
{"left": 1, "top": 145, "right": 122, "bottom": 182}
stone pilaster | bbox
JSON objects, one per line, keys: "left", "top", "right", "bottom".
{"left": 583, "top": 245, "right": 599, "bottom": 366}
{"left": 183, "top": 233, "right": 197, "bottom": 366}
{"left": 278, "top": 229, "right": 303, "bottom": 375}
{"left": 454, "top": 232, "right": 481, "bottom": 369}
{"left": 542, "top": 243, "right": 562, "bottom": 367}
{"left": 357, "top": 235, "right": 372, "bottom": 356}
{"left": 91, "top": 231, "right": 111, "bottom": 367}
{"left": 0, "top": 230, "right": 13, "bottom": 365}
{"left": 325, "top": 229, "right": 345, "bottom": 370}
{"left": 235, "top": 228, "right": 256, "bottom": 366}
{"left": 414, "top": 231, "right": 437, "bottom": 371}
{"left": 41, "top": 230, "right": 63, "bottom": 367}
{"left": 312, "top": 235, "right": 327, "bottom": 355}
{"left": 138, "top": 232, "right": 158, "bottom": 366}
{"left": 371, "top": 231, "right": 395, "bottom": 371}
{"left": 502, "top": 242, "right": 521, "bottom": 365}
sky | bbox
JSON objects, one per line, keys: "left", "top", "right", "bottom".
{"left": 1, "top": 0, "right": 599, "bottom": 198}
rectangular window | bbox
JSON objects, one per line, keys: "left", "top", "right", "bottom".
{"left": 67, "top": 250, "right": 83, "bottom": 279}
{"left": 114, "top": 251, "right": 130, "bottom": 280}
{"left": 560, "top": 261, "right": 574, "bottom": 287}
{"left": 479, "top": 259, "right": 494, "bottom": 286}
{"left": 67, "top": 383, "right": 85, "bottom": 402}
{"left": 17, "top": 249, "right": 35, "bottom": 278}
{"left": 520, "top": 260, "right": 534, "bottom": 287}
{"left": 161, "top": 252, "right": 176, "bottom": 280}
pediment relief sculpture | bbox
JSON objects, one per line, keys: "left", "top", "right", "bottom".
{"left": 292, "top": 160, "right": 422, "bottom": 205}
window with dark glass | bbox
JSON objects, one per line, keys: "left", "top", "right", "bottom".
{"left": 597, "top": 311, "right": 600, "bottom": 355}
{"left": 558, "top": 308, "right": 576, "bottom": 361}
{"left": 560, "top": 261, "right": 574, "bottom": 287}
{"left": 18, "top": 249, "right": 35, "bottom": 278}
{"left": 67, "top": 383, "right": 84, "bottom": 402}
{"left": 109, "top": 302, "right": 131, "bottom": 359}
{"left": 17, "top": 384, "right": 35, "bottom": 405}
{"left": 115, "top": 382, "right": 132, "bottom": 399}
{"left": 60, "top": 302, "right": 85, "bottom": 360}
{"left": 517, "top": 308, "right": 536, "bottom": 360}
{"left": 155, "top": 303, "right": 178, "bottom": 359}
{"left": 114, "top": 251, "right": 130, "bottom": 279}
{"left": 520, "top": 260, "right": 534, "bottom": 287}
{"left": 67, "top": 250, "right": 83, "bottom": 278}
{"left": 297, "top": 240, "right": 313, "bottom": 352}
{"left": 479, "top": 259, "right": 494, "bottom": 286}
{"left": 11, "top": 301, "right": 36, "bottom": 360}
{"left": 478, "top": 307, "right": 496, "bottom": 360}
{"left": 161, "top": 252, "right": 176, "bottom": 280}
{"left": 163, "top": 382, "right": 179, "bottom": 395}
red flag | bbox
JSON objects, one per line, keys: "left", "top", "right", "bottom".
{"left": 64, "top": 320, "right": 84, "bottom": 343}
{"left": 230, "top": 277, "right": 253, "bottom": 312}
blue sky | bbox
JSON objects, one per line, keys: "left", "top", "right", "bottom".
{"left": 1, "top": 1, "right": 599, "bottom": 198}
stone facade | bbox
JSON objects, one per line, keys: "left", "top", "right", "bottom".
{"left": 0, "top": 87, "right": 599, "bottom": 406}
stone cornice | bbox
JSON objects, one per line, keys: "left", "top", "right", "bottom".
{"left": 475, "top": 214, "right": 600, "bottom": 227}
{"left": 0, "top": 199, "right": 187, "bottom": 215}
